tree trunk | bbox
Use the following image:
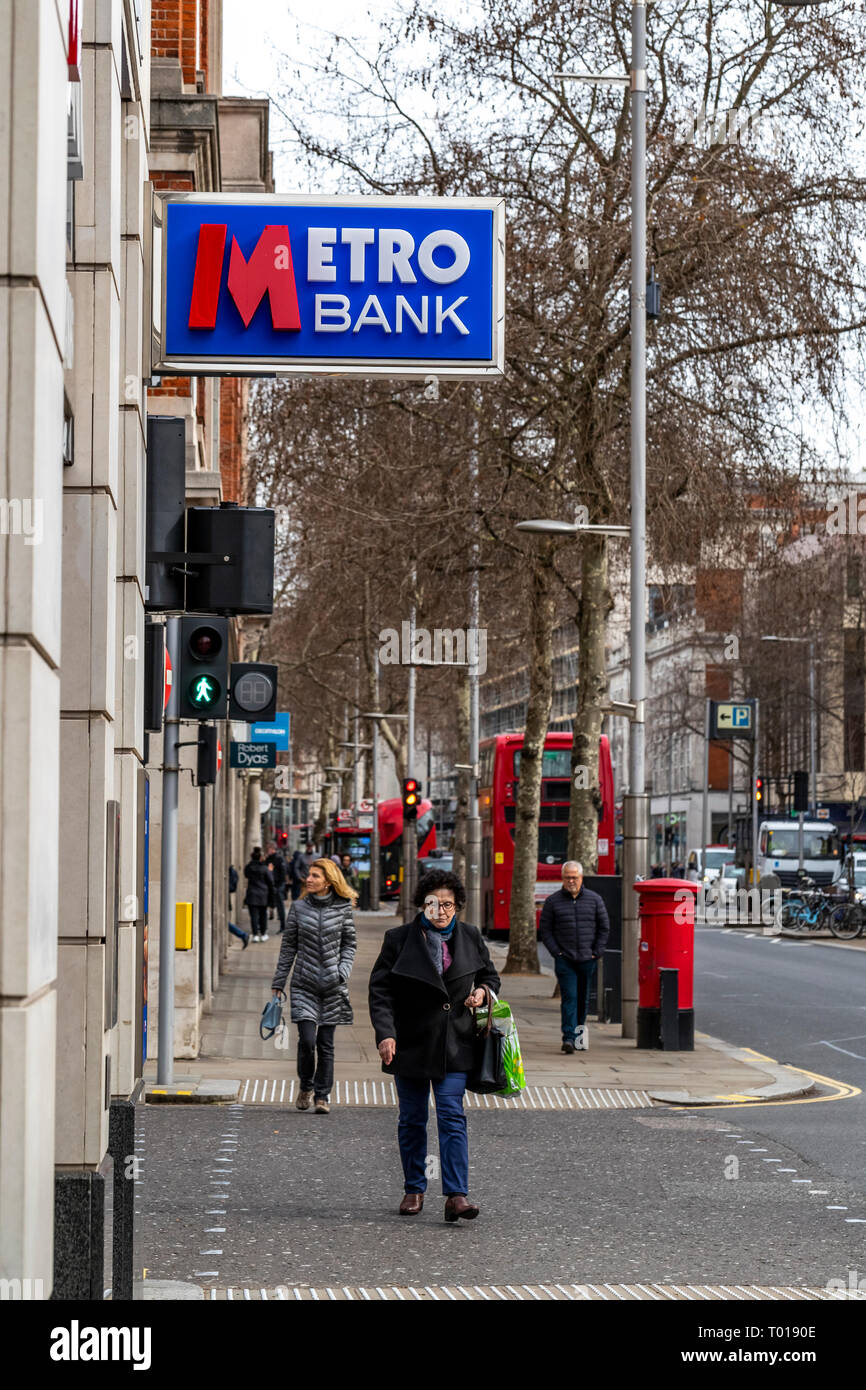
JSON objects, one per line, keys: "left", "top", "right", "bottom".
{"left": 452, "top": 667, "right": 471, "bottom": 880}
{"left": 313, "top": 733, "right": 338, "bottom": 844}
{"left": 569, "top": 535, "right": 613, "bottom": 869}
{"left": 504, "top": 544, "right": 556, "bottom": 974}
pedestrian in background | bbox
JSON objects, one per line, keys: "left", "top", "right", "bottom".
{"left": 271, "top": 858, "right": 357, "bottom": 1114}
{"left": 540, "top": 861, "right": 609, "bottom": 1053}
{"left": 340, "top": 852, "right": 360, "bottom": 892}
{"left": 290, "top": 843, "right": 316, "bottom": 901}
{"left": 368, "top": 868, "right": 500, "bottom": 1222}
{"left": 267, "top": 841, "right": 289, "bottom": 932}
{"left": 227, "top": 864, "right": 249, "bottom": 949}
{"left": 244, "top": 847, "right": 273, "bottom": 943}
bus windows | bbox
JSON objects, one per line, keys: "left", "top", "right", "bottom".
{"left": 538, "top": 825, "right": 568, "bottom": 863}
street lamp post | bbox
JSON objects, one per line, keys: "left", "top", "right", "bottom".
{"left": 553, "top": 1, "right": 649, "bottom": 1038}
{"left": 515, "top": 517, "right": 631, "bottom": 999}
{"left": 760, "top": 635, "right": 817, "bottom": 814}
{"left": 362, "top": 709, "right": 408, "bottom": 911}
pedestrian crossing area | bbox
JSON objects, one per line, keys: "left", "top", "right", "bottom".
{"left": 204, "top": 1282, "right": 839, "bottom": 1301}
{"left": 236, "top": 1077, "right": 653, "bottom": 1110}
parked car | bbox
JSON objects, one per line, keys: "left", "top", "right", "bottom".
{"left": 719, "top": 862, "right": 746, "bottom": 893}
{"left": 418, "top": 850, "right": 454, "bottom": 876}
{"left": 685, "top": 845, "right": 735, "bottom": 885}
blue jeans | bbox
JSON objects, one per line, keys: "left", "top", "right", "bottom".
{"left": 228, "top": 921, "right": 247, "bottom": 943}
{"left": 395, "top": 1073, "right": 469, "bottom": 1196}
{"left": 554, "top": 956, "right": 597, "bottom": 1042}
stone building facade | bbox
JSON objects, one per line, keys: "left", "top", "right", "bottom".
{"left": 0, "top": 0, "right": 272, "bottom": 1300}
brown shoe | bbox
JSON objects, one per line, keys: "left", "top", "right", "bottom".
{"left": 295, "top": 1089, "right": 314, "bottom": 1111}
{"left": 314, "top": 1098, "right": 330, "bottom": 1114}
{"left": 399, "top": 1193, "right": 424, "bottom": 1215}
{"left": 444, "top": 1194, "right": 479, "bottom": 1223}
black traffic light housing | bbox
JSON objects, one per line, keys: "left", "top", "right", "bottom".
{"left": 143, "top": 617, "right": 165, "bottom": 733}
{"left": 402, "top": 777, "right": 419, "bottom": 822}
{"left": 793, "top": 770, "right": 809, "bottom": 814}
{"left": 186, "top": 504, "right": 275, "bottom": 615}
{"left": 179, "top": 615, "right": 228, "bottom": 719}
{"left": 755, "top": 775, "right": 764, "bottom": 804}
{"left": 228, "top": 662, "right": 278, "bottom": 722}
{"left": 196, "top": 726, "right": 219, "bottom": 785}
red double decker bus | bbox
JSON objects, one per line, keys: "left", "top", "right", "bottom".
{"left": 322, "top": 797, "right": 436, "bottom": 900}
{"left": 480, "top": 732, "right": 615, "bottom": 936}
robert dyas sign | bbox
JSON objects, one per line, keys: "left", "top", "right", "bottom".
{"left": 151, "top": 194, "right": 505, "bottom": 377}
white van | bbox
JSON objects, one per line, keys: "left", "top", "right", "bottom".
{"left": 758, "top": 819, "right": 842, "bottom": 888}
{"left": 685, "top": 845, "right": 735, "bottom": 885}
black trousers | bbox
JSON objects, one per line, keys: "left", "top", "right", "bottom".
{"left": 271, "top": 893, "right": 287, "bottom": 931}
{"left": 297, "top": 1021, "right": 336, "bottom": 1100}
{"left": 247, "top": 903, "right": 268, "bottom": 937}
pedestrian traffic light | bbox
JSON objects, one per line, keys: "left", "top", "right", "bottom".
{"left": 196, "top": 725, "right": 218, "bottom": 785}
{"left": 402, "top": 777, "right": 419, "bottom": 821}
{"left": 793, "top": 770, "right": 809, "bottom": 814}
{"left": 755, "top": 775, "right": 764, "bottom": 804}
{"left": 228, "top": 662, "right": 278, "bottom": 722}
{"left": 179, "top": 616, "right": 228, "bottom": 719}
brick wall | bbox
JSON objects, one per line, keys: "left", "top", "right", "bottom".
{"left": 152, "top": 0, "right": 210, "bottom": 89}
{"left": 220, "top": 378, "right": 247, "bottom": 502}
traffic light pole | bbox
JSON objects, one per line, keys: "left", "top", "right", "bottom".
{"left": 157, "top": 615, "right": 180, "bottom": 1085}
{"left": 752, "top": 699, "right": 761, "bottom": 886}
{"left": 369, "top": 662, "right": 381, "bottom": 909}
{"left": 402, "top": 594, "right": 418, "bottom": 918}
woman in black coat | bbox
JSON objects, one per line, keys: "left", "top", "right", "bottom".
{"left": 368, "top": 869, "right": 500, "bottom": 1223}
{"left": 243, "top": 847, "right": 274, "bottom": 943}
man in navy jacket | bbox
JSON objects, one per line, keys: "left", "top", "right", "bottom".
{"left": 539, "top": 862, "right": 610, "bottom": 1053}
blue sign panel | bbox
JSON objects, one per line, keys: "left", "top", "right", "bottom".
{"left": 250, "top": 712, "right": 290, "bottom": 750}
{"left": 156, "top": 194, "right": 504, "bottom": 377}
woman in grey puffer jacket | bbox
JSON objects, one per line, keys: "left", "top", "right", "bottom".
{"left": 271, "top": 858, "right": 357, "bottom": 1114}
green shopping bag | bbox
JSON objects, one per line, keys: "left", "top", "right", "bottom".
{"left": 474, "top": 993, "right": 526, "bottom": 1096}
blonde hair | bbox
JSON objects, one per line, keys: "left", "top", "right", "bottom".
{"left": 303, "top": 857, "right": 358, "bottom": 907}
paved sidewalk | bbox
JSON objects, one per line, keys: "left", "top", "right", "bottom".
{"left": 144, "top": 910, "right": 815, "bottom": 1106}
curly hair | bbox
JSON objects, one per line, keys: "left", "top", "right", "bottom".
{"left": 413, "top": 868, "right": 466, "bottom": 911}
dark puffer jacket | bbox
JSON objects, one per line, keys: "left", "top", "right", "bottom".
{"left": 539, "top": 886, "right": 610, "bottom": 963}
{"left": 243, "top": 858, "right": 273, "bottom": 908}
{"left": 271, "top": 890, "right": 356, "bottom": 1025}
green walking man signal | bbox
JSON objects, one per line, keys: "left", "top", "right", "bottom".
{"left": 179, "top": 616, "right": 228, "bottom": 719}
{"left": 191, "top": 674, "right": 220, "bottom": 709}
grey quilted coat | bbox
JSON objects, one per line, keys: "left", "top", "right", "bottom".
{"left": 270, "top": 890, "right": 356, "bottom": 1025}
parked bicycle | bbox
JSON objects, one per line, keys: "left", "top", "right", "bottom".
{"left": 773, "top": 872, "right": 865, "bottom": 939}
{"left": 773, "top": 874, "right": 833, "bottom": 934}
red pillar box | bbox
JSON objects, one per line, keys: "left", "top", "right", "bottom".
{"left": 635, "top": 878, "right": 696, "bottom": 1050}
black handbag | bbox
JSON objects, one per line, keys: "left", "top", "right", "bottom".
{"left": 466, "top": 985, "right": 508, "bottom": 1094}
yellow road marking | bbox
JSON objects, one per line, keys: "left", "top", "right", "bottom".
{"left": 680, "top": 1065, "right": 859, "bottom": 1111}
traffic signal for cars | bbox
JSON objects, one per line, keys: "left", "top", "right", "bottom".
{"left": 793, "top": 770, "right": 809, "bottom": 813}
{"left": 402, "top": 777, "right": 419, "bottom": 821}
{"left": 196, "top": 725, "right": 219, "bottom": 785}
{"left": 755, "top": 775, "right": 764, "bottom": 804}
{"left": 179, "top": 616, "right": 228, "bottom": 719}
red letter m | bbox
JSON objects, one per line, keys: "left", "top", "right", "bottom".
{"left": 188, "top": 223, "right": 301, "bottom": 331}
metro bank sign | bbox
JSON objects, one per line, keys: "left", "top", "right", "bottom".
{"left": 153, "top": 194, "right": 505, "bottom": 377}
